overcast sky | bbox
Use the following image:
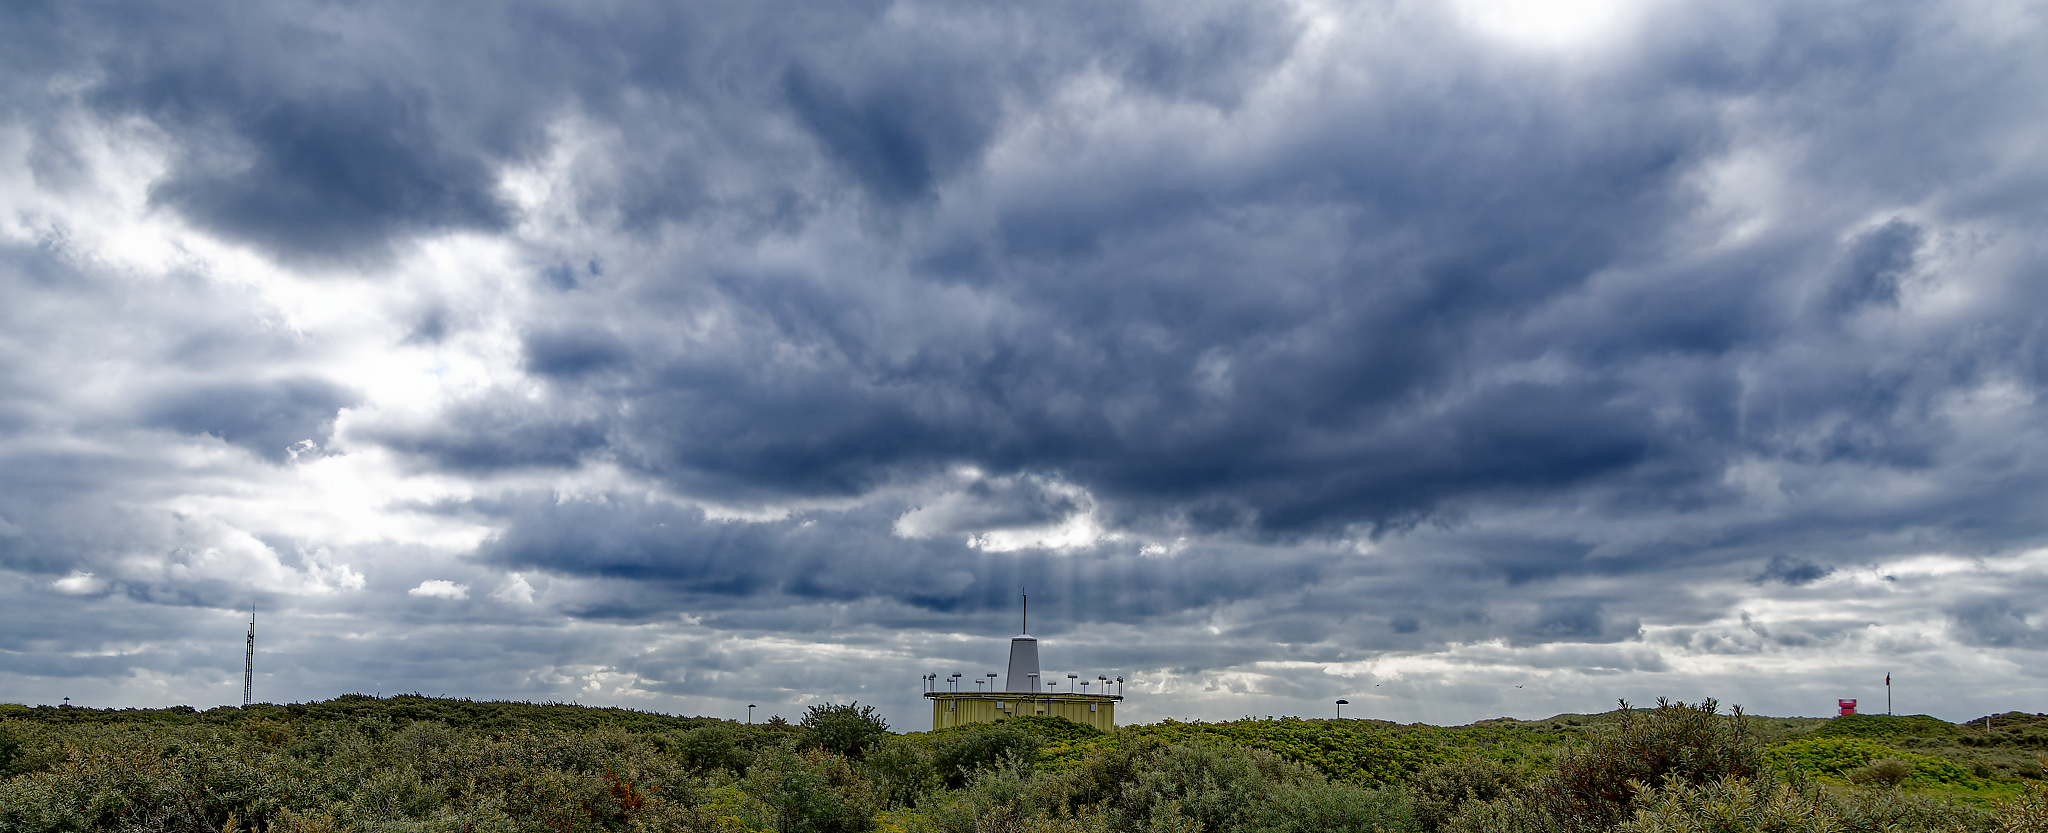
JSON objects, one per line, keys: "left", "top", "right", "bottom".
{"left": 3, "top": 0, "right": 2046, "bottom": 730}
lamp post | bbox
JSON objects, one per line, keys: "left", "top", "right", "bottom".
{"left": 1068, "top": 674, "right": 1079, "bottom": 693}
{"left": 1336, "top": 699, "right": 1349, "bottom": 719}
{"left": 747, "top": 705, "right": 756, "bottom": 724}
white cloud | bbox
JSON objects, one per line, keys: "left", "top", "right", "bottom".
{"left": 408, "top": 580, "right": 470, "bottom": 600}
{"left": 52, "top": 571, "right": 106, "bottom": 595}
{"left": 895, "top": 473, "right": 1115, "bottom": 553}
{"left": 492, "top": 573, "right": 535, "bottom": 605}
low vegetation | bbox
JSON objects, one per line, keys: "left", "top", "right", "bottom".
{"left": 2, "top": 695, "right": 2045, "bottom": 832}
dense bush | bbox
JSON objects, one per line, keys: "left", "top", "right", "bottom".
{"left": 1527, "top": 698, "right": 1765, "bottom": 832}
{"left": 1130, "top": 717, "right": 1444, "bottom": 783}
{"left": 1813, "top": 714, "right": 1966, "bottom": 742}
{"left": 1768, "top": 736, "right": 1985, "bottom": 789}
{"left": 744, "top": 747, "right": 880, "bottom": 833}
{"left": 800, "top": 703, "right": 890, "bottom": 761}
{"left": 9, "top": 694, "right": 2048, "bottom": 833}
{"left": 1039, "top": 735, "right": 1408, "bottom": 833}
{"left": 861, "top": 735, "right": 941, "bottom": 809}
{"left": 0, "top": 727, "right": 18, "bottom": 778}
{"left": 676, "top": 723, "right": 754, "bottom": 776}
{"left": 1411, "top": 756, "right": 1523, "bottom": 831}
{"left": 930, "top": 722, "right": 1043, "bottom": 789}
{"left": 1611, "top": 773, "right": 1997, "bottom": 833}
{"left": 1849, "top": 757, "right": 1917, "bottom": 787}
{"left": 1996, "top": 779, "right": 2048, "bottom": 833}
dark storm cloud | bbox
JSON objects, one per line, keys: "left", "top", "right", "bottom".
{"left": 522, "top": 329, "right": 633, "bottom": 379}
{"left": 5, "top": 0, "right": 2048, "bottom": 718}
{"left": 1948, "top": 597, "right": 2047, "bottom": 649}
{"left": 1753, "top": 555, "right": 1832, "bottom": 587}
{"left": 143, "top": 379, "right": 356, "bottom": 461}
{"left": 476, "top": 495, "right": 1329, "bottom": 627}
{"left": 782, "top": 63, "right": 997, "bottom": 205}
{"left": 145, "top": 89, "right": 513, "bottom": 263}
{"left": 375, "top": 396, "right": 611, "bottom": 473}
{"left": 319, "top": 0, "right": 2048, "bottom": 584}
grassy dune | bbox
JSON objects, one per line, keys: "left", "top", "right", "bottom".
{"left": 2, "top": 696, "right": 2044, "bottom": 832}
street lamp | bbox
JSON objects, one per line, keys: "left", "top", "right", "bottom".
{"left": 747, "top": 705, "right": 756, "bottom": 724}
{"left": 1335, "top": 699, "right": 1349, "bottom": 719}
{"left": 1068, "top": 673, "right": 1079, "bottom": 693}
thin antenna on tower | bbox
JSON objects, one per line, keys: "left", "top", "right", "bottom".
{"left": 1022, "top": 588, "right": 1027, "bottom": 634}
{"left": 243, "top": 604, "right": 255, "bottom": 707}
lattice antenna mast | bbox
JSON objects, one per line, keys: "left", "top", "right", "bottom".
{"left": 243, "top": 605, "right": 255, "bottom": 707}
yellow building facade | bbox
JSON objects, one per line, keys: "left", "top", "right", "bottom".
{"left": 925, "top": 691, "right": 1119, "bottom": 732}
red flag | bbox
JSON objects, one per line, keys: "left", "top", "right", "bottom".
{"left": 1886, "top": 673, "right": 1891, "bottom": 685}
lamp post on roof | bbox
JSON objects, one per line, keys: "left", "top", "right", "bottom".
{"left": 1335, "top": 699, "right": 1349, "bottom": 719}
{"left": 747, "top": 705, "right": 756, "bottom": 724}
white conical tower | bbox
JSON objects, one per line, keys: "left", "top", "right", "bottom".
{"left": 1004, "top": 592, "right": 1040, "bottom": 692}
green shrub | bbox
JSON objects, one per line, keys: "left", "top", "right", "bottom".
{"left": 1995, "top": 780, "right": 2048, "bottom": 833}
{"left": 676, "top": 722, "right": 752, "bottom": 775}
{"left": 1849, "top": 757, "right": 1916, "bottom": 787}
{"left": 1768, "top": 736, "right": 1985, "bottom": 789}
{"left": 1612, "top": 775, "right": 1835, "bottom": 833}
{"left": 1050, "top": 736, "right": 1349, "bottom": 833}
{"left": 1246, "top": 778, "right": 1415, "bottom": 833}
{"left": 989, "top": 716, "right": 1115, "bottom": 773}
{"left": 1129, "top": 718, "right": 1443, "bottom": 784}
{"left": 801, "top": 703, "right": 891, "bottom": 761}
{"left": 1812, "top": 714, "right": 1965, "bottom": 742}
{"left": 863, "top": 735, "right": 942, "bottom": 809}
{"left": 0, "top": 727, "right": 17, "bottom": 776}
{"left": 1608, "top": 771, "right": 1996, "bottom": 833}
{"left": 1412, "top": 756, "right": 1523, "bottom": 831}
{"left": 1439, "top": 795, "right": 1549, "bottom": 833}
{"left": 1004, "top": 716, "right": 1106, "bottom": 745}
{"left": 1529, "top": 698, "right": 1764, "bottom": 832}
{"left": 744, "top": 747, "right": 880, "bottom": 833}
{"left": 913, "top": 757, "right": 1071, "bottom": 833}
{"left": 1827, "top": 781, "right": 1994, "bottom": 831}
{"left": 931, "top": 722, "right": 1044, "bottom": 789}
{"left": 1768, "top": 736, "right": 1903, "bottom": 776}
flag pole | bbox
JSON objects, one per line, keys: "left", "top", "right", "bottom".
{"left": 1886, "top": 672, "right": 1892, "bottom": 716}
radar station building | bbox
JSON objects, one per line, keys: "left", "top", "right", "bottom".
{"left": 923, "top": 604, "right": 1122, "bottom": 731}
